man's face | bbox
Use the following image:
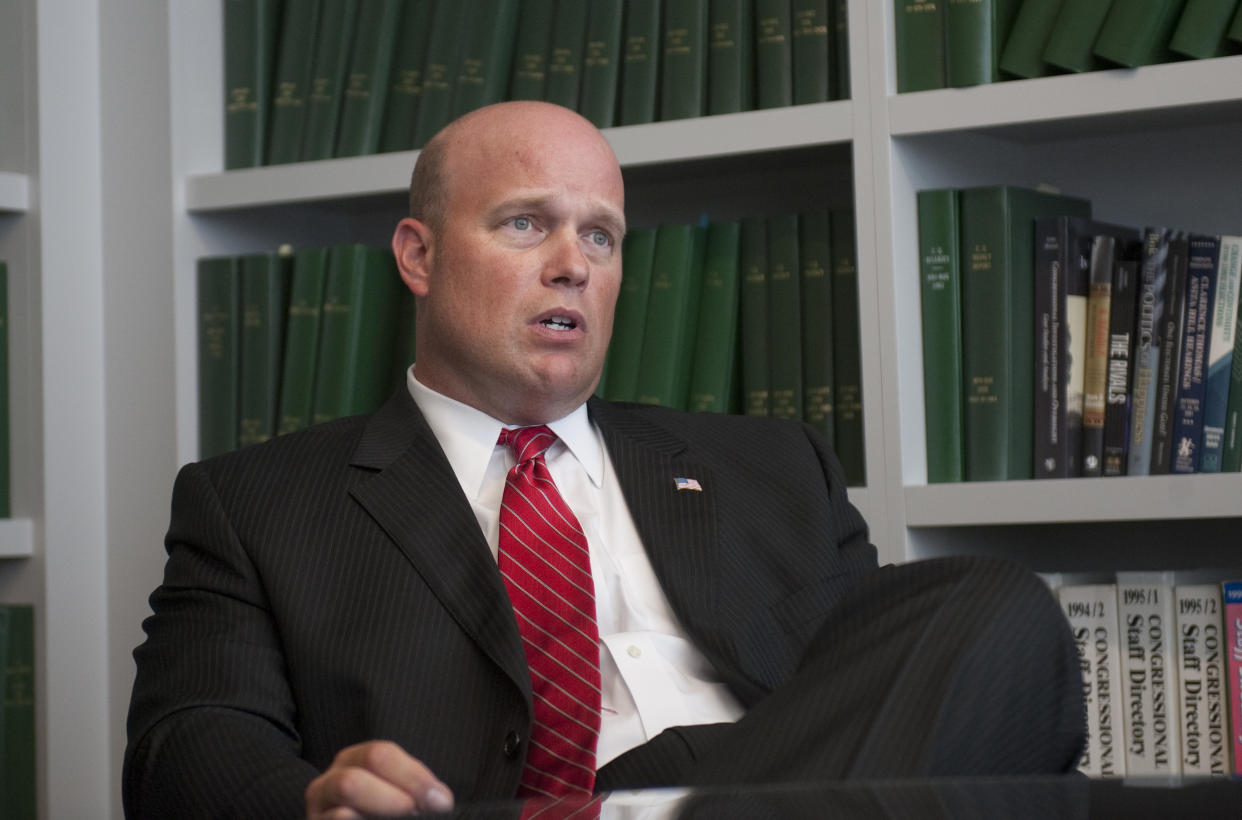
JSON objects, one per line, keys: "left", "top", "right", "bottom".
{"left": 402, "top": 107, "right": 626, "bottom": 425}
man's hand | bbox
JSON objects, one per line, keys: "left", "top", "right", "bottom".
{"left": 305, "top": 741, "right": 455, "bottom": 819}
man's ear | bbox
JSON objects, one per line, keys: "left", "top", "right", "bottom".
{"left": 392, "top": 217, "right": 433, "bottom": 297}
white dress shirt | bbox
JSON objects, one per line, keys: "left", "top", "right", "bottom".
{"left": 407, "top": 369, "right": 744, "bottom": 766}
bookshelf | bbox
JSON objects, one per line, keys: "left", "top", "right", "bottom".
{"left": 3, "top": 0, "right": 1240, "bottom": 815}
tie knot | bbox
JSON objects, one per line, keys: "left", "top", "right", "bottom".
{"left": 498, "top": 425, "right": 556, "bottom": 464}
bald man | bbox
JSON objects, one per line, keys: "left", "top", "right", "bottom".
{"left": 125, "top": 103, "right": 1083, "bottom": 820}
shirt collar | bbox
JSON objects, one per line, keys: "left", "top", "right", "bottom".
{"left": 406, "top": 366, "right": 605, "bottom": 496}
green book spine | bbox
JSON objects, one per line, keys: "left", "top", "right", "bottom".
{"left": 708, "top": 0, "right": 754, "bottom": 115}
{"left": 1094, "top": 0, "right": 1188, "bottom": 67}
{"left": 301, "top": 0, "right": 360, "bottom": 161}
{"left": 959, "top": 185, "right": 1091, "bottom": 481}
{"left": 377, "top": 1, "right": 435, "bottom": 153}
{"left": 0, "top": 262, "right": 7, "bottom": 517}
{"left": 917, "top": 189, "right": 964, "bottom": 483}
{"left": 619, "top": 0, "right": 662, "bottom": 125}
{"left": 509, "top": 0, "right": 556, "bottom": 100}
{"left": 267, "top": 0, "right": 323, "bottom": 164}
{"left": 799, "top": 209, "right": 834, "bottom": 443}
{"left": 335, "top": 0, "right": 403, "bottom": 157}
{"left": 411, "top": 0, "right": 465, "bottom": 147}
{"left": 998, "top": 0, "right": 1065, "bottom": 79}
{"left": 1221, "top": 260, "right": 1242, "bottom": 471}
{"left": 1170, "top": 0, "right": 1240, "bottom": 58}
{"left": 767, "top": 214, "right": 803, "bottom": 420}
{"left": 277, "top": 248, "right": 330, "bottom": 435}
{"left": 1231, "top": 1, "right": 1242, "bottom": 41}
{"left": 946, "top": 0, "right": 1022, "bottom": 87}
{"left": 1042, "top": 0, "right": 1112, "bottom": 72}
{"left": 238, "top": 252, "right": 291, "bottom": 448}
{"left": 197, "top": 256, "right": 241, "bottom": 458}
{"left": 1, "top": 605, "right": 34, "bottom": 820}
{"left": 634, "top": 224, "right": 707, "bottom": 410}
{"left": 661, "top": 0, "right": 709, "bottom": 120}
{"left": 755, "top": 0, "right": 793, "bottom": 108}
{"left": 688, "top": 221, "right": 743, "bottom": 413}
{"left": 580, "top": 0, "right": 625, "bottom": 128}
{"left": 894, "top": 0, "right": 947, "bottom": 93}
{"left": 544, "top": 0, "right": 591, "bottom": 110}
{"left": 791, "top": 0, "right": 831, "bottom": 104}
{"left": 739, "top": 217, "right": 771, "bottom": 416}
{"left": 452, "top": 0, "right": 521, "bottom": 118}
{"left": 831, "top": 209, "right": 865, "bottom": 486}
{"left": 605, "top": 228, "right": 658, "bottom": 402}
{"left": 224, "top": 0, "right": 282, "bottom": 169}
{"left": 313, "top": 245, "right": 402, "bottom": 423}
{"left": 831, "top": 0, "right": 850, "bottom": 99}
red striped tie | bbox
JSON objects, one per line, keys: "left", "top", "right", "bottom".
{"left": 497, "top": 426, "right": 601, "bottom": 798}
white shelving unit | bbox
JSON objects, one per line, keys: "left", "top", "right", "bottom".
{"left": 5, "top": 0, "right": 1241, "bottom": 816}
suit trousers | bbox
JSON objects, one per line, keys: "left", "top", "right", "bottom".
{"left": 596, "top": 556, "right": 1085, "bottom": 790}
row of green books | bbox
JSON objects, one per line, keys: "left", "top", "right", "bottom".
{"left": 1047, "top": 571, "right": 1242, "bottom": 778}
{"left": 197, "top": 243, "right": 415, "bottom": 458}
{"left": 1, "top": 604, "right": 35, "bottom": 820}
{"left": 225, "top": 0, "right": 851, "bottom": 170}
{"left": 603, "top": 210, "right": 864, "bottom": 486}
{"left": 918, "top": 184, "right": 1242, "bottom": 482}
{"left": 896, "top": 0, "right": 1242, "bottom": 93}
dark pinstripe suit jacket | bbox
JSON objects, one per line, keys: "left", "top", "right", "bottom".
{"left": 124, "top": 389, "right": 877, "bottom": 819}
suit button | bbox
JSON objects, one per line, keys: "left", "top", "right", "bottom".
{"left": 503, "top": 730, "right": 522, "bottom": 759}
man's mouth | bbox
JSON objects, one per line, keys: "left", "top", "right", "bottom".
{"left": 541, "top": 316, "right": 578, "bottom": 331}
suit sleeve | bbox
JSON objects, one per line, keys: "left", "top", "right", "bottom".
{"left": 124, "top": 462, "right": 317, "bottom": 820}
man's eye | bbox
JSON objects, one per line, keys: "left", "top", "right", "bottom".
{"left": 512, "top": 216, "right": 532, "bottom": 231}
{"left": 587, "top": 230, "right": 611, "bottom": 247}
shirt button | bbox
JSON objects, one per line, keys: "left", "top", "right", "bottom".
{"left": 627, "top": 644, "right": 642, "bottom": 658}
{"left": 503, "top": 730, "right": 522, "bottom": 759}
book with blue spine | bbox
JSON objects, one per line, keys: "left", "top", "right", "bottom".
{"left": 1170, "top": 234, "right": 1220, "bottom": 473}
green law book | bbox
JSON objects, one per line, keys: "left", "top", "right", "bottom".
{"left": 791, "top": 0, "right": 831, "bottom": 104}
{"left": 894, "top": 0, "right": 947, "bottom": 93}
{"left": 661, "top": 0, "right": 709, "bottom": 120}
{"left": 1094, "top": 0, "right": 1189, "bottom": 67}
{"left": 544, "top": 0, "right": 591, "bottom": 110}
{"left": 799, "top": 209, "right": 834, "bottom": 443}
{"left": 708, "top": 0, "right": 754, "bottom": 114}
{"left": 916, "top": 189, "right": 964, "bottom": 483}
{"left": 767, "top": 214, "right": 803, "bottom": 421}
{"left": 509, "top": 0, "right": 556, "bottom": 100}
{"left": 1, "top": 605, "right": 34, "bottom": 820}
{"left": 945, "top": 0, "right": 1022, "bottom": 87}
{"left": 688, "top": 221, "right": 743, "bottom": 413}
{"left": 0, "top": 262, "right": 7, "bottom": 516}
{"left": 1231, "top": 2, "right": 1242, "bottom": 42}
{"left": 377, "top": 0, "right": 435, "bottom": 153}
{"left": 224, "top": 0, "right": 282, "bottom": 168}
{"left": 619, "top": 0, "right": 662, "bottom": 124}
{"left": 959, "top": 185, "right": 1091, "bottom": 481}
{"left": 605, "top": 228, "right": 658, "bottom": 402}
{"left": 312, "top": 245, "right": 403, "bottom": 424}
{"left": 754, "top": 0, "right": 793, "bottom": 108}
{"left": 1169, "top": 0, "right": 1240, "bottom": 58}
{"left": 335, "top": 0, "right": 403, "bottom": 157}
{"left": 301, "top": 0, "right": 360, "bottom": 161}
{"left": 831, "top": 209, "right": 865, "bottom": 486}
{"left": 580, "top": 0, "right": 625, "bottom": 128}
{"left": 634, "top": 224, "right": 707, "bottom": 410}
{"left": 452, "top": 0, "right": 520, "bottom": 118}
{"left": 998, "top": 0, "right": 1065, "bottom": 79}
{"left": 277, "top": 248, "right": 330, "bottom": 435}
{"left": 831, "top": 0, "right": 850, "bottom": 99}
{"left": 739, "top": 217, "right": 771, "bottom": 416}
{"left": 1042, "top": 0, "right": 1112, "bottom": 72}
{"left": 411, "top": 0, "right": 465, "bottom": 148}
{"left": 266, "top": 0, "right": 324, "bottom": 164}
{"left": 238, "top": 252, "right": 292, "bottom": 448}
{"left": 197, "top": 256, "right": 242, "bottom": 458}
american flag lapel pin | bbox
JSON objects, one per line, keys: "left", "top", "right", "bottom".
{"left": 674, "top": 476, "right": 703, "bottom": 492}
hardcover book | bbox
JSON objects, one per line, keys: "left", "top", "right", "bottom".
{"left": 579, "top": 0, "right": 625, "bottom": 128}
{"left": 755, "top": 0, "right": 794, "bottom": 108}
{"left": 237, "top": 251, "right": 291, "bottom": 449}
{"left": 800, "top": 209, "right": 835, "bottom": 444}
{"left": 1, "top": 604, "right": 34, "bottom": 820}
{"left": 634, "top": 224, "right": 707, "bottom": 410}
{"left": 687, "top": 221, "right": 742, "bottom": 413}
{"left": 619, "top": 0, "right": 662, "bottom": 125}
{"left": 1080, "top": 235, "right": 1118, "bottom": 477}
{"left": 1102, "top": 249, "right": 1140, "bottom": 476}
{"left": 197, "top": 255, "right": 241, "bottom": 458}
{"left": 894, "top": 0, "right": 947, "bottom": 93}
{"left": 1094, "top": 0, "right": 1189, "bottom": 67}
{"left": 1198, "top": 235, "right": 1241, "bottom": 472}
{"left": 377, "top": 0, "right": 435, "bottom": 153}
{"left": 605, "top": 229, "right": 658, "bottom": 403}
{"left": 266, "top": 0, "right": 324, "bottom": 164}
{"left": 832, "top": 209, "right": 865, "bottom": 486}
{"left": 277, "top": 247, "right": 330, "bottom": 436}
{"left": 1173, "top": 582, "right": 1230, "bottom": 776}
{"left": 918, "top": 188, "right": 964, "bottom": 483}
{"left": 224, "top": 0, "right": 282, "bottom": 168}
{"left": 1170, "top": 234, "right": 1220, "bottom": 474}
{"left": 410, "top": 0, "right": 465, "bottom": 148}
{"left": 449, "top": 0, "right": 520, "bottom": 119}
{"left": 998, "top": 0, "right": 1065, "bottom": 79}
{"left": 1150, "top": 236, "right": 1191, "bottom": 474}
{"left": 707, "top": 0, "right": 755, "bottom": 114}
{"left": 660, "top": 0, "right": 709, "bottom": 120}
{"left": 791, "top": 0, "right": 832, "bottom": 105}
{"left": 739, "top": 217, "right": 771, "bottom": 416}
{"left": 767, "top": 214, "right": 803, "bottom": 421}
{"left": 1116, "top": 572, "right": 1183, "bottom": 776}
{"left": 334, "top": 0, "right": 403, "bottom": 157}
{"left": 1059, "top": 583, "right": 1126, "bottom": 777}
{"left": 508, "top": 0, "right": 556, "bottom": 101}
{"left": 945, "top": 0, "right": 1022, "bottom": 87}
{"left": 1224, "top": 580, "right": 1242, "bottom": 774}
{"left": 1126, "top": 228, "right": 1175, "bottom": 477}
{"left": 544, "top": 0, "right": 590, "bottom": 111}
{"left": 1169, "top": 0, "right": 1241, "bottom": 58}
{"left": 300, "top": 0, "right": 360, "bottom": 161}
{"left": 1042, "top": 0, "right": 1113, "bottom": 73}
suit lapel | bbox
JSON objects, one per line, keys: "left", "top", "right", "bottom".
{"left": 588, "top": 399, "right": 730, "bottom": 668}
{"left": 347, "top": 390, "right": 531, "bottom": 700}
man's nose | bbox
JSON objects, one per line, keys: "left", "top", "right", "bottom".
{"left": 543, "top": 229, "right": 590, "bottom": 287}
